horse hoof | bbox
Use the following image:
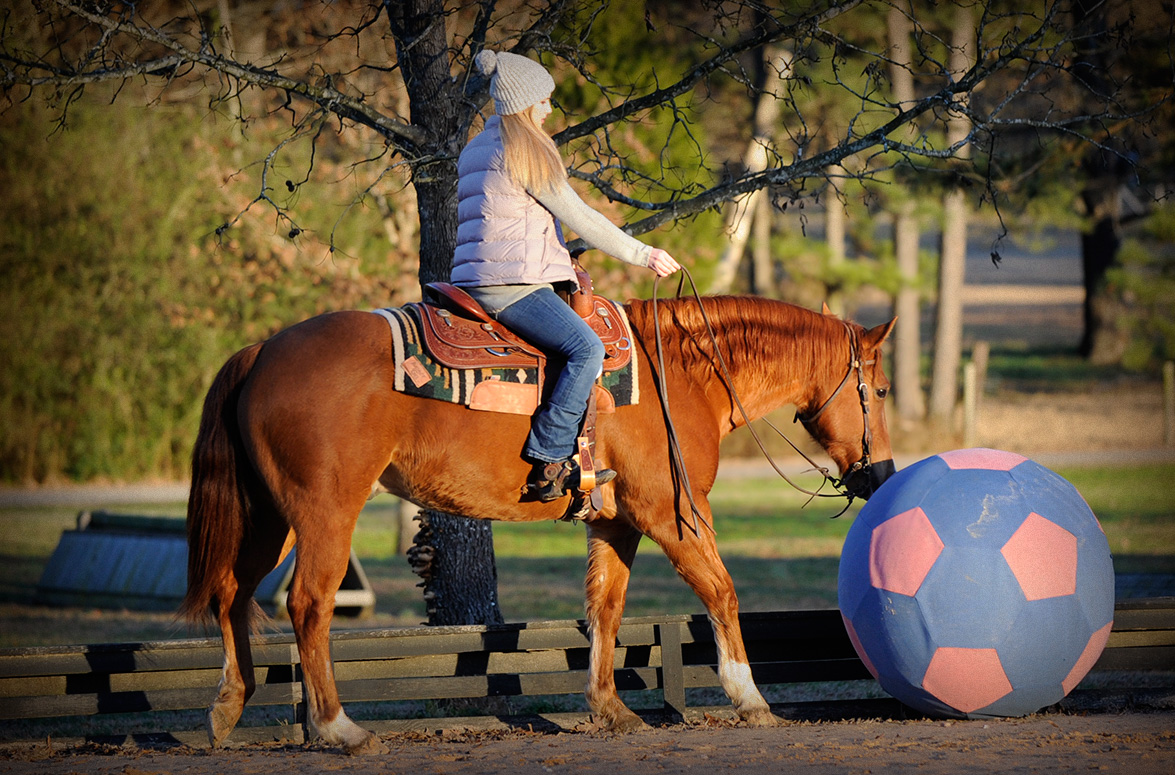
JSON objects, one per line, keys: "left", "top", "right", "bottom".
{"left": 738, "top": 706, "right": 784, "bottom": 728}
{"left": 207, "top": 703, "right": 242, "bottom": 748}
{"left": 345, "top": 731, "right": 389, "bottom": 756}
{"left": 605, "top": 709, "right": 650, "bottom": 734}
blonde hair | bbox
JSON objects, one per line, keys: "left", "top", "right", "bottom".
{"left": 500, "top": 104, "right": 567, "bottom": 195}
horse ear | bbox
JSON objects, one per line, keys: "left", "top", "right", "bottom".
{"left": 864, "top": 317, "right": 898, "bottom": 351}
{"left": 821, "top": 301, "right": 834, "bottom": 316}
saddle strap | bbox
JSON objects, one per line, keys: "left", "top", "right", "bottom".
{"left": 563, "top": 380, "right": 604, "bottom": 522}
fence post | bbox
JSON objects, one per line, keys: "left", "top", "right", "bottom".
{"left": 295, "top": 648, "right": 308, "bottom": 743}
{"left": 658, "top": 621, "right": 687, "bottom": 718}
{"left": 1165, "top": 361, "right": 1175, "bottom": 448}
{"left": 963, "top": 361, "right": 978, "bottom": 449}
{"left": 962, "top": 342, "right": 988, "bottom": 449}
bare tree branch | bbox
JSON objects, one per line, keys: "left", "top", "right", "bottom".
{"left": 551, "top": 0, "right": 867, "bottom": 147}
{"left": 7, "top": 1, "right": 428, "bottom": 150}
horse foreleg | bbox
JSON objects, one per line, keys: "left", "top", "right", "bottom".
{"left": 583, "top": 520, "right": 647, "bottom": 732}
{"left": 653, "top": 527, "right": 781, "bottom": 727}
{"left": 286, "top": 527, "right": 387, "bottom": 755}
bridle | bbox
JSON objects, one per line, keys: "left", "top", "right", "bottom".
{"left": 650, "top": 269, "right": 879, "bottom": 535}
{"left": 793, "top": 324, "right": 876, "bottom": 497}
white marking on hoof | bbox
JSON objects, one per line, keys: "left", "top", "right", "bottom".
{"left": 720, "top": 660, "right": 770, "bottom": 715}
{"left": 310, "top": 708, "right": 378, "bottom": 752}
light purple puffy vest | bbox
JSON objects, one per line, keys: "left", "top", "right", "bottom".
{"left": 451, "top": 116, "right": 575, "bottom": 288}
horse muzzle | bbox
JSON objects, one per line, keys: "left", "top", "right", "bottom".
{"left": 842, "top": 458, "right": 896, "bottom": 501}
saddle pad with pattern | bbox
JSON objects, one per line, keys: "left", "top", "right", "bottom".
{"left": 374, "top": 304, "right": 639, "bottom": 415}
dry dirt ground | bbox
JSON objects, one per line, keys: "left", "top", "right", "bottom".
{"left": 2, "top": 711, "right": 1173, "bottom": 775}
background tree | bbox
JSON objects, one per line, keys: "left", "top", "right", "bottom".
{"left": 3, "top": 0, "right": 1167, "bottom": 625}
{"left": 927, "top": 3, "right": 975, "bottom": 423}
{"left": 1068, "top": 0, "right": 1174, "bottom": 365}
{"left": 886, "top": 3, "right": 925, "bottom": 423}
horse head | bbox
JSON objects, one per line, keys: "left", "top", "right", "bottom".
{"left": 796, "top": 316, "right": 898, "bottom": 501}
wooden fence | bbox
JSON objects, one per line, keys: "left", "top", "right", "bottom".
{"left": 1, "top": 599, "right": 1172, "bottom": 746}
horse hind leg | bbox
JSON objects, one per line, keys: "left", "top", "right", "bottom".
{"left": 207, "top": 514, "right": 292, "bottom": 747}
{"left": 285, "top": 504, "right": 386, "bottom": 755}
{"left": 583, "top": 521, "right": 648, "bottom": 732}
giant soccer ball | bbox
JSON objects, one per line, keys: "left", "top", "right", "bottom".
{"left": 838, "top": 448, "right": 1115, "bottom": 719}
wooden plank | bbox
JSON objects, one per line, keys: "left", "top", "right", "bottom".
{"left": 1093, "top": 646, "right": 1175, "bottom": 671}
{"left": 336, "top": 666, "right": 662, "bottom": 704}
{"left": 1109, "top": 604, "right": 1175, "bottom": 632}
{"left": 1, "top": 681, "right": 301, "bottom": 721}
{"left": 680, "top": 658, "right": 873, "bottom": 690}
{"left": 330, "top": 648, "right": 607, "bottom": 683}
{"left": 1106, "top": 629, "right": 1175, "bottom": 649}
{"left": 0, "top": 663, "right": 296, "bottom": 702}
{"left": 0, "top": 639, "right": 297, "bottom": 678}
{"left": 327, "top": 623, "right": 659, "bottom": 662}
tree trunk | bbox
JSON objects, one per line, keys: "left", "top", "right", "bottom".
{"left": 708, "top": 45, "right": 791, "bottom": 294}
{"left": 928, "top": 6, "right": 975, "bottom": 424}
{"left": 1080, "top": 186, "right": 1128, "bottom": 364}
{"left": 930, "top": 189, "right": 968, "bottom": 422}
{"left": 825, "top": 171, "right": 847, "bottom": 317}
{"left": 390, "top": 0, "right": 503, "bottom": 627}
{"left": 751, "top": 191, "right": 775, "bottom": 297}
{"left": 893, "top": 206, "right": 925, "bottom": 420}
{"left": 1072, "top": 4, "right": 1131, "bottom": 365}
{"left": 887, "top": 6, "right": 925, "bottom": 422}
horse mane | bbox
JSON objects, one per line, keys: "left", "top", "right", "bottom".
{"left": 623, "top": 295, "right": 854, "bottom": 378}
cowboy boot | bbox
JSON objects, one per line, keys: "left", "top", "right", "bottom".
{"left": 527, "top": 459, "right": 616, "bottom": 502}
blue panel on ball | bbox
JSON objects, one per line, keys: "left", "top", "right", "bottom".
{"left": 847, "top": 587, "right": 935, "bottom": 685}
{"left": 917, "top": 545, "right": 1023, "bottom": 648}
{"left": 1000, "top": 596, "right": 1088, "bottom": 692}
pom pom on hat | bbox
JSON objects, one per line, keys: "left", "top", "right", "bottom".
{"left": 475, "top": 49, "right": 555, "bottom": 115}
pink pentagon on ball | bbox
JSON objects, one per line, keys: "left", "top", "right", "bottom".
{"left": 1000, "top": 512, "right": 1078, "bottom": 601}
{"left": 922, "top": 647, "right": 1013, "bottom": 713}
{"left": 869, "top": 507, "right": 944, "bottom": 596}
{"left": 1062, "top": 621, "right": 1114, "bottom": 694}
{"left": 938, "top": 448, "right": 1028, "bottom": 471}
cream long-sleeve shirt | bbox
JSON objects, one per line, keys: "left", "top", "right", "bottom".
{"left": 466, "top": 180, "right": 651, "bottom": 315}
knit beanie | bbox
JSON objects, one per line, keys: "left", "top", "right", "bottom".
{"left": 475, "top": 49, "right": 555, "bottom": 115}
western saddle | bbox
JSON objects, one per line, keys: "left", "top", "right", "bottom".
{"left": 408, "top": 264, "right": 629, "bottom": 515}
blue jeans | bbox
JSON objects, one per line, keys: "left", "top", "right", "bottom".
{"left": 493, "top": 288, "right": 605, "bottom": 463}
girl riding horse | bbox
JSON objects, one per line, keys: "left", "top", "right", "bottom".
{"left": 454, "top": 50, "right": 681, "bottom": 499}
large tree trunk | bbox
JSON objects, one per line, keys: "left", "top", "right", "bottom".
{"left": 928, "top": 5, "right": 974, "bottom": 424}
{"left": 1072, "top": 5, "right": 1131, "bottom": 365}
{"left": 1079, "top": 178, "right": 1128, "bottom": 364}
{"left": 391, "top": 0, "right": 503, "bottom": 627}
{"left": 887, "top": 6, "right": 925, "bottom": 422}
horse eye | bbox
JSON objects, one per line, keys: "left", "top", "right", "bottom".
{"left": 876, "top": 387, "right": 889, "bottom": 400}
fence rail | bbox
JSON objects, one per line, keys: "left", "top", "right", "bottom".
{"left": 1, "top": 598, "right": 1172, "bottom": 746}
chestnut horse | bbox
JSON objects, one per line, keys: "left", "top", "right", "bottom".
{"left": 180, "top": 294, "right": 896, "bottom": 754}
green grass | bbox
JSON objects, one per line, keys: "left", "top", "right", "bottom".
{"left": 0, "top": 463, "right": 1171, "bottom": 647}
{"left": 983, "top": 345, "right": 1153, "bottom": 390}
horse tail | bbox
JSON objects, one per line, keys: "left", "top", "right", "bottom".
{"left": 179, "top": 342, "right": 265, "bottom": 629}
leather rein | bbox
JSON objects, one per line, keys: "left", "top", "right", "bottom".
{"left": 650, "top": 268, "right": 874, "bottom": 535}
